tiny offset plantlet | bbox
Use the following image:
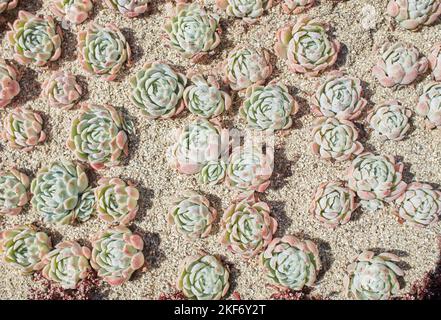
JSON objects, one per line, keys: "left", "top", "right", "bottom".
{"left": 7, "top": 11, "right": 62, "bottom": 67}
{"left": 104, "top": 0, "right": 149, "bottom": 18}
{"left": 177, "top": 253, "right": 230, "bottom": 300}
{"left": 311, "top": 71, "right": 367, "bottom": 120}
{"left": 216, "top": 0, "right": 273, "bottom": 24}
{"left": 282, "top": 0, "right": 315, "bottom": 14}
{"left": 0, "top": 168, "right": 29, "bottom": 216}
{"left": 240, "top": 82, "right": 298, "bottom": 131}
{"left": 49, "top": 0, "right": 94, "bottom": 24}
{"left": 168, "top": 191, "right": 217, "bottom": 240}
{"left": 275, "top": 17, "right": 340, "bottom": 76}
{"left": 344, "top": 251, "right": 404, "bottom": 300}
{"left": 223, "top": 46, "right": 273, "bottom": 91}
{"left": 309, "top": 181, "right": 357, "bottom": 228}
{"left": 67, "top": 103, "right": 132, "bottom": 170}
{"left": 91, "top": 226, "right": 144, "bottom": 286}
{"left": 95, "top": 177, "right": 139, "bottom": 225}
{"left": 261, "top": 235, "right": 321, "bottom": 291}
{"left": 387, "top": 0, "right": 441, "bottom": 31}
{"left": 428, "top": 43, "right": 441, "bottom": 81}
{"left": 42, "top": 71, "right": 82, "bottom": 110}
{"left": 0, "top": 226, "right": 52, "bottom": 274}
{"left": 0, "top": 0, "right": 19, "bottom": 14}
{"left": 78, "top": 23, "right": 131, "bottom": 81}
{"left": 0, "top": 60, "right": 20, "bottom": 109}
{"left": 130, "top": 62, "right": 187, "bottom": 119}
{"left": 310, "top": 117, "right": 364, "bottom": 162}
{"left": 417, "top": 82, "right": 441, "bottom": 129}
{"left": 393, "top": 182, "right": 441, "bottom": 227}
{"left": 372, "top": 42, "right": 428, "bottom": 88}
{"left": 164, "top": 2, "right": 221, "bottom": 62}
{"left": 183, "top": 74, "right": 231, "bottom": 119}
{"left": 40, "top": 241, "right": 91, "bottom": 289}
{"left": 221, "top": 193, "right": 277, "bottom": 259}
{"left": 198, "top": 160, "right": 226, "bottom": 185}
{"left": 2, "top": 107, "right": 46, "bottom": 151}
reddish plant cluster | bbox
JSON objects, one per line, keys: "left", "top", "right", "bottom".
{"left": 158, "top": 291, "right": 187, "bottom": 300}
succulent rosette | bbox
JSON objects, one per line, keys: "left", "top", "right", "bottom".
{"left": 177, "top": 253, "right": 230, "bottom": 300}
{"left": 67, "top": 103, "right": 131, "bottom": 170}
{"left": 7, "top": 11, "right": 62, "bottom": 66}
{"left": 275, "top": 17, "right": 340, "bottom": 76}
{"left": 0, "top": 0, "right": 19, "bottom": 14}
{"left": 311, "top": 71, "right": 367, "bottom": 120}
{"left": 95, "top": 177, "right": 139, "bottom": 225}
{"left": 372, "top": 42, "right": 428, "bottom": 88}
{"left": 310, "top": 117, "right": 364, "bottom": 162}
{"left": 78, "top": 23, "right": 131, "bottom": 81}
{"left": 309, "top": 181, "right": 357, "bottom": 228}
{"left": 216, "top": 0, "right": 272, "bottom": 23}
{"left": 49, "top": 0, "right": 93, "bottom": 24}
{"left": 428, "top": 43, "right": 441, "bottom": 81}
{"left": 223, "top": 46, "right": 273, "bottom": 91}
{"left": 74, "top": 188, "right": 96, "bottom": 222}
{"left": 261, "top": 235, "right": 321, "bottom": 291}
{"left": 240, "top": 82, "right": 298, "bottom": 131}
{"left": 417, "top": 82, "right": 441, "bottom": 129}
{"left": 347, "top": 153, "right": 407, "bottom": 211}
{"left": 0, "top": 168, "right": 29, "bottom": 216}
{"left": 168, "top": 119, "right": 229, "bottom": 175}
{"left": 282, "top": 0, "right": 315, "bottom": 14}
{"left": 226, "top": 144, "right": 274, "bottom": 192}
{"left": 2, "top": 107, "right": 46, "bottom": 151}
{"left": 42, "top": 71, "right": 82, "bottom": 110}
{"left": 130, "top": 62, "right": 187, "bottom": 119}
{"left": 183, "top": 74, "right": 231, "bottom": 119}
{"left": 104, "top": 0, "right": 149, "bottom": 18}
{"left": 367, "top": 100, "right": 411, "bottom": 141}
{"left": 91, "top": 226, "right": 144, "bottom": 286}
{"left": 31, "top": 161, "right": 90, "bottom": 225}
{"left": 344, "top": 251, "right": 404, "bottom": 300}
{"left": 387, "top": 0, "right": 441, "bottom": 31}
{"left": 0, "top": 60, "right": 20, "bottom": 109}
{"left": 221, "top": 193, "right": 277, "bottom": 259}
{"left": 0, "top": 226, "right": 52, "bottom": 274}
{"left": 393, "top": 182, "right": 441, "bottom": 227}
{"left": 168, "top": 191, "right": 217, "bottom": 240}
{"left": 198, "top": 160, "right": 226, "bottom": 185}
{"left": 164, "top": 2, "right": 221, "bottom": 62}
{"left": 40, "top": 241, "right": 91, "bottom": 289}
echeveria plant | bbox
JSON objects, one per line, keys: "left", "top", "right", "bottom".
{"left": 2, "top": 107, "right": 46, "bottom": 151}
{"left": 417, "top": 82, "right": 441, "bottom": 129}
{"left": 223, "top": 46, "right": 272, "bottom": 91}
{"left": 74, "top": 187, "right": 96, "bottom": 222}
{"left": 372, "top": 42, "right": 428, "bottom": 88}
{"left": 275, "top": 17, "right": 340, "bottom": 76}
{"left": 240, "top": 82, "right": 298, "bottom": 131}
{"left": 168, "top": 191, "right": 217, "bottom": 240}
{"left": 91, "top": 226, "right": 144, "bottom": 285}
{"left": 309, "top": 181, "right": 357, "bottom": 228}
{"left": 0, "top": 0, "right": 19, "bottom": 14}
{"left": 428, "top": 43, "right": 441, "bottom": 81}
{"left": 261, "top": 235, "right": 321, "bottom": 291}
{"left": 216, "top": 0, "right": 273, "bottom": 23}
{"left": 104, "top": 0, "right": 149, "bottom": 18}
{"left": 394, "top": 182, "right": 441, "bottom": 227}
{"left": 78, "top": 23, "right": 131, "bottom": 81}
{"left": 282, "top": 0, "right": 315, "bottom": 14}
{"left": 95, "top": 177, "right": 139, "bottom": 225}
{"left": 221, "top": 193, "right": 277, "bottom": 259}
{"left": 0, "top": 168, "right": 29, "bottom": 216}
{"left": 311, "top": 71, "right": 367, "bottom": 120}
{"left": 130, "top": 62, "right": 187, "bottom": 119}
{"left": 49, "top": 0, "right": 93, "bottom": 24}
{"left": 7, "top": 11, "right": 62, "bottom": 66}
{"left": 164, "top": 2, "right": 221, "bottom": 62}
{"left": 347, "top": 153, "right": 407, "bottom": 211}
{"left": 310, "top": 117, "right": 364, "bottom": 162}
{"left": 177, "top": 253, "right": 230, "bottom": 300}
{"left": 0, "top": 60, "right": 20, "bottom": 109}
{"left": 67, "top": 103, "right": 131, "bottom": 170}
{"left": 183, "top": 74, "right": 231, "bottom": 119}
{"left": 387, "top": 0, "right": 441, "bottom": 31}
{"left": 198, "top": 160, "right": 227, "bottom": 185}
{"left": 0, "top": 226, "right": 52, "bottom": 274}
{"left": 344, "top": 251, "right": 404, "bottom": 300}
{"left": 42, "top": 71, "right": 82, "bottom": 110}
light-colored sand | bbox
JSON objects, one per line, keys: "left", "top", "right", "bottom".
{"left": 0, "top": 0, "right": 440, "bottom": 300}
